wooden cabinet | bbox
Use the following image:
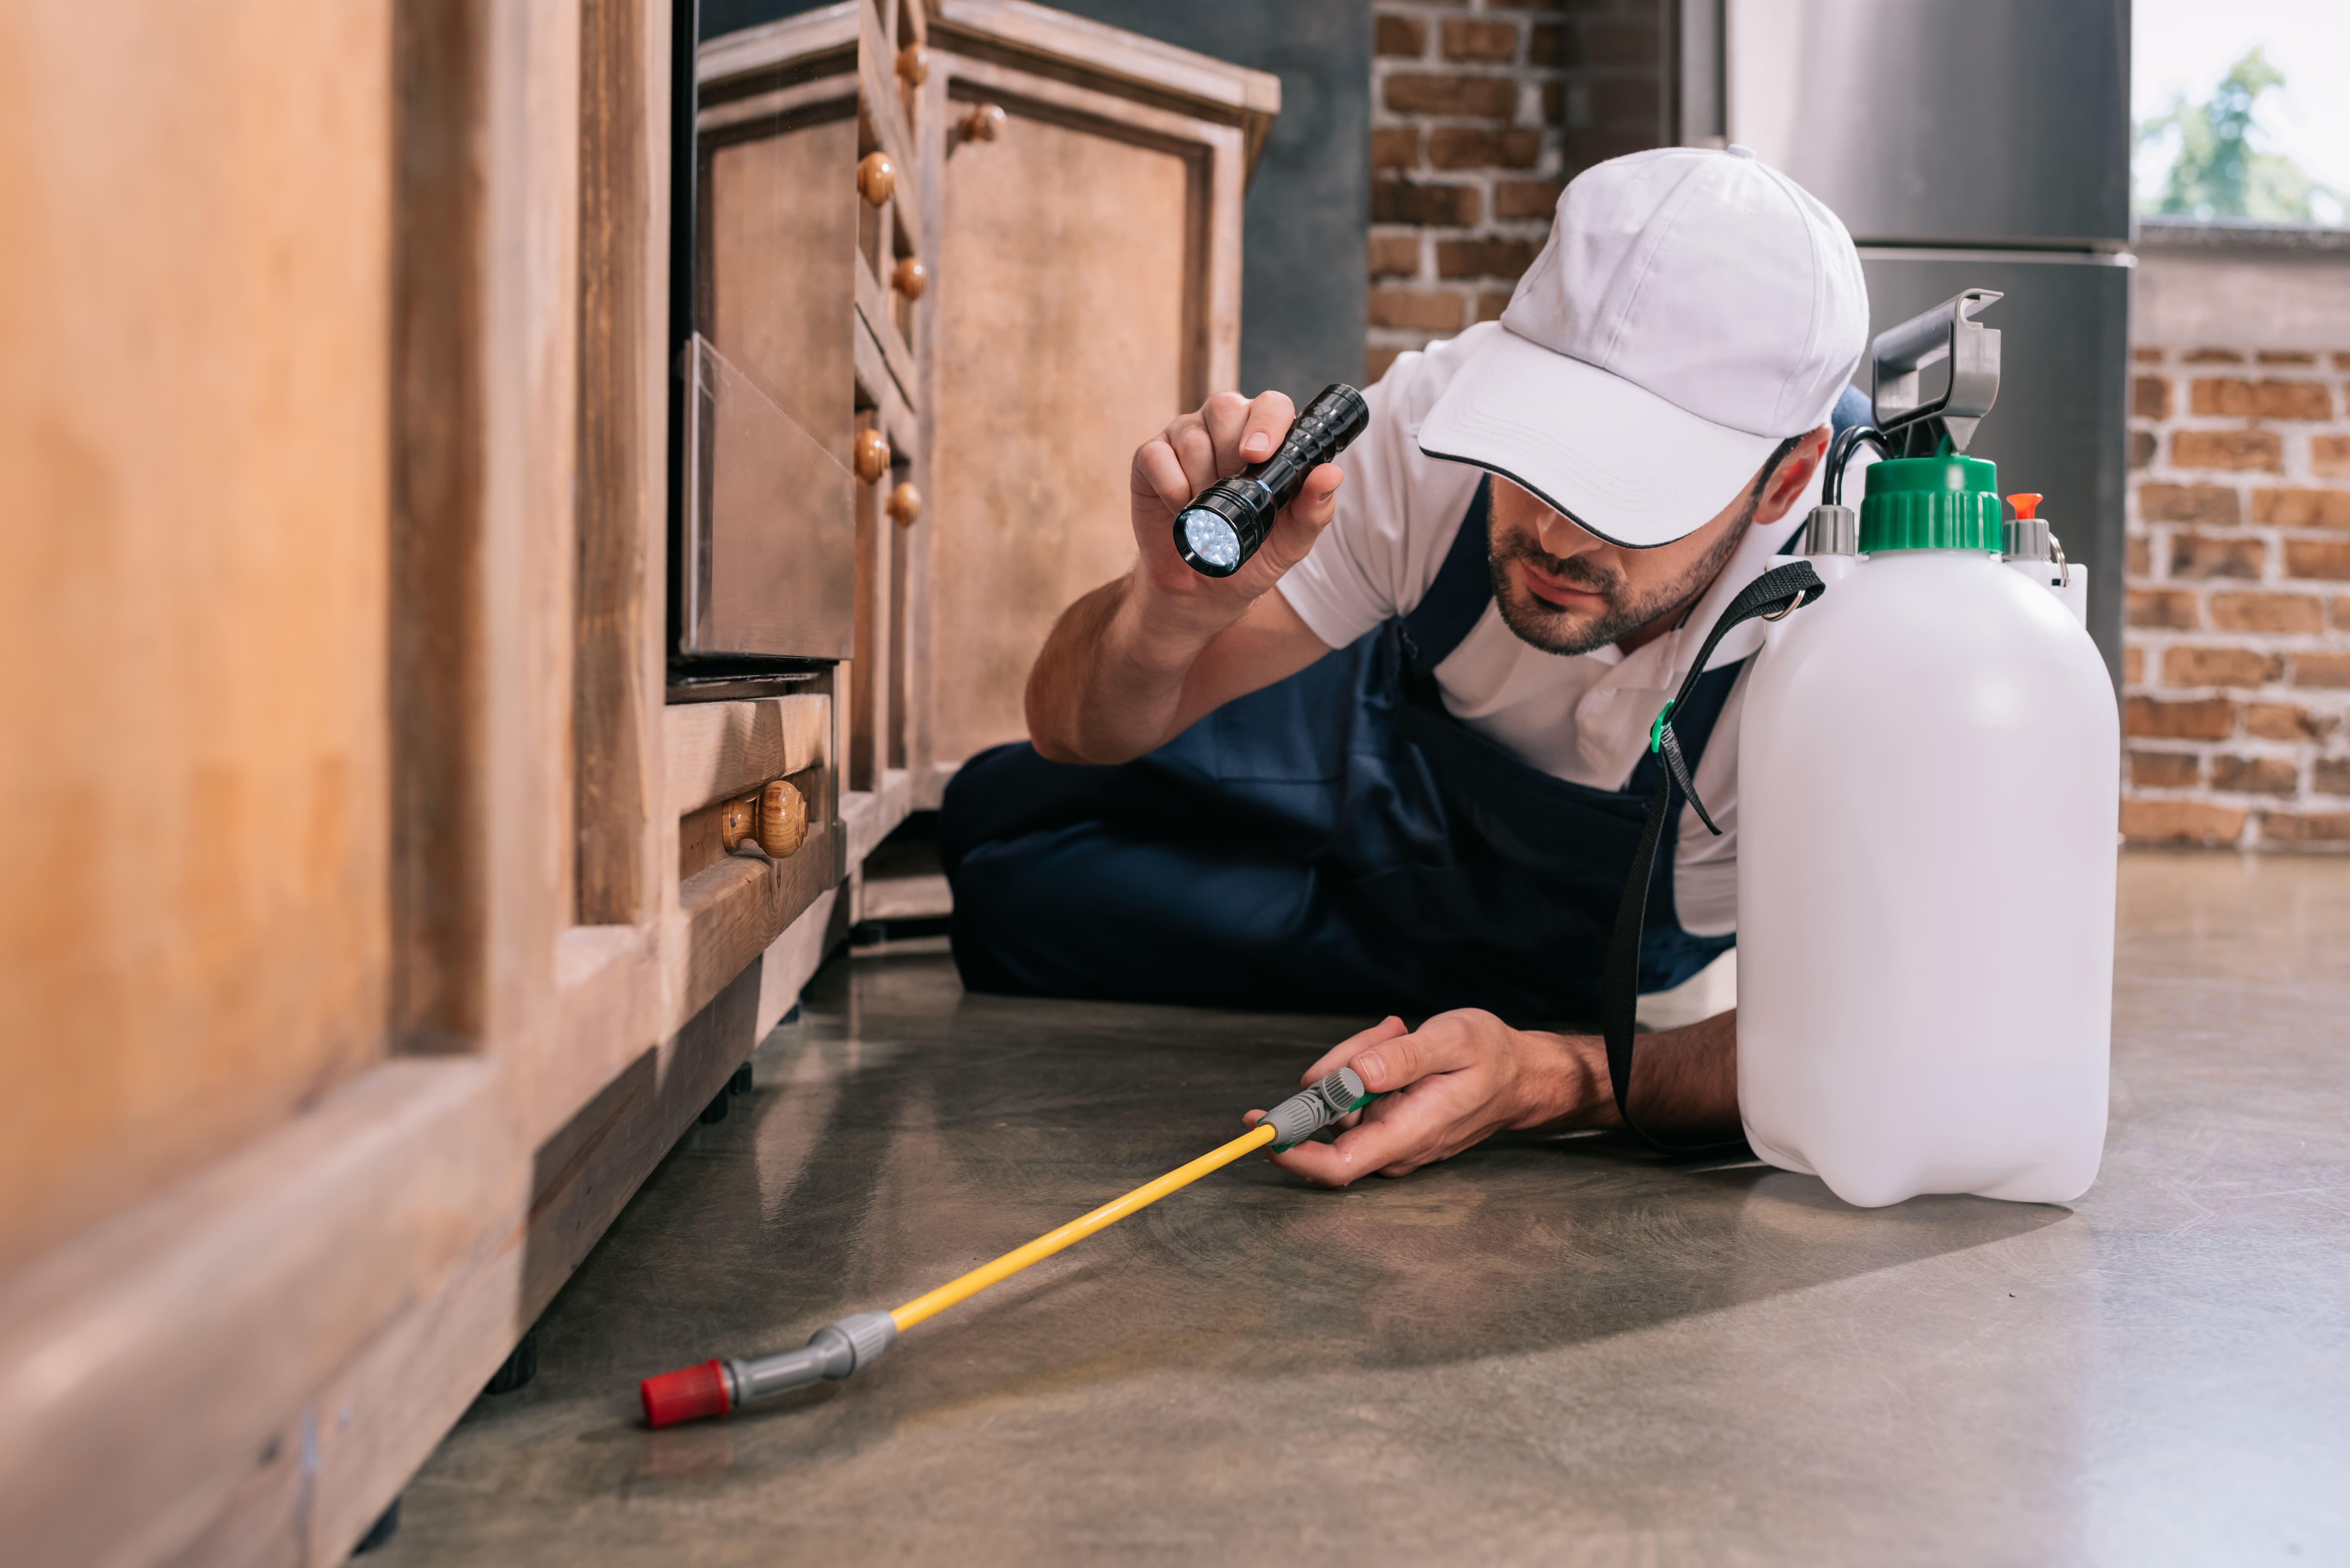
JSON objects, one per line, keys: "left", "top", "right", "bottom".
{"left": 692, "top": 0, "right": 937, "bottom": 875}
{"left": 920, "top": 0, "right": 1275, "bottom": 766}
{"left": 0, "top": 3, "right": 1270, "bottom": 1563}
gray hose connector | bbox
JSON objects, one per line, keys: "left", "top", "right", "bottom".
{"left": 729, "top": 1309, "right": 898, "bottom": 1402}
{"left": 1261, "top": 1066, "right": 1373, "bottom": 1150}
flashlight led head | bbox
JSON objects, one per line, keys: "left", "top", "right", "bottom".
{"left": 1179, "top": 508, "right": 1242, "bottom": 573}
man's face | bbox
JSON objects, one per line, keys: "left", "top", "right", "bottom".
{"left": 1483, "top": 429, "right": 1824, "bottom": 657}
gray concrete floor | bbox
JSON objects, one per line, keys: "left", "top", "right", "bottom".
{"left": 375, "top": 851, "right": 2350, "bottom": 1566}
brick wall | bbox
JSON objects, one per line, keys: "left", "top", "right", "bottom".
{"left": 1366, "top": 0, "right": 1662, "bottom": 382}
{"left": 2124, "top": 344, "right": 2350, "bottom": 848}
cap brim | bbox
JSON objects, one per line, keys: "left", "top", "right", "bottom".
{"left": 1416, "top": 326, "right": 1784, "bottom": 548}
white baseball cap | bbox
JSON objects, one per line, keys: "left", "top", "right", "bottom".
{"left": 1416, "top": 145, "right": 1868, "bottom": 547}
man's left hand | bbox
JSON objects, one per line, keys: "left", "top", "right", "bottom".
{"left": 1246, "top": 1006, "right": 1742, "bottom": 1185}
{"left": 1247, "top": 1011, "right": 1606, "bottom": 1186}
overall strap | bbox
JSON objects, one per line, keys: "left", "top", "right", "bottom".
{"left": 1398, "top": 478, "right": 1495, "bottom": 673}
{"left": 1599, "top": 559, "right": 1826, "bottom": 1155}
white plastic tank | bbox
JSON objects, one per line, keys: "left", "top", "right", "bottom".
{"left": 1737, "top": 454, "right": 2119, "bottom": 1207}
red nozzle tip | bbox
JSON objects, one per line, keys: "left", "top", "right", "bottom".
{"left": 641, "top": 1360, "right": 732, "bottom": 1427}
{"left": 2007, "top": 492, "right": 2042, "bottom": 520}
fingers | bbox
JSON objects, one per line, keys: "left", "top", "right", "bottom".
{"left": 1256, "top": 463, "right": 1346, "bottom": 574}
{"left": 1130, "top": 388, "right": 1334, "bottom": 594}
{"left": 1229, "top": 389, "right": 1296, "bottom": 466}
{"left": 1267, "top": 1093, "right": 1450, "bottom": 1187}
{"left": 1167, "top": 415, "right": 1224, "bottom": 498}
{"left": 1345, "top": 1012, "right": 1491, "bottom": 1095}
{"left": 1298, "top": 1015, "right": 1410, "bottom": 1084}
{"left": 1193, "top": 389, "right": 1299, "bottom": 479}
{"left": 1260, "top": 1010, "right": 1529, "bottom": 1187}
{"left": 1133, "top": 437, "right": 1197, "bottom": 518}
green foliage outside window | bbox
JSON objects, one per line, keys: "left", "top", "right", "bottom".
{"left": 2135, "top": 48, "right": 2340, "bottom": 225}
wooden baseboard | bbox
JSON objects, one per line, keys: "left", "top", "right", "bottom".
{"left": 4, "top": 936, "right": 799, "bottom": 1568}
{"left": 0, "top": 1060, "right": 509, "bottom": 1568}
{"left": 757, "top": 886, "right": 844, "bottom": 1039}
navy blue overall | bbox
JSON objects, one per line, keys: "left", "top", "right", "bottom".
{"left": 938, "top": 478, "right": 1744, "bottom": 1025}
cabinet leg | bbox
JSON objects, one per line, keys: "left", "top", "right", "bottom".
{"left": 483, "top": 1326, "right": 538, "bottom": 1396}
{"left": 729, "top": 1061, "right": 753, "bottom": 1096}
{"left": 352, "top": 1496, "right": 400, "bottom": 1556}
{"left": 698, "top": 1090, "right": 729, "bottom": 1125}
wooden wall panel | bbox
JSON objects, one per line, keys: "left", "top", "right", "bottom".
{"left": 0, "top": 0, "right": 394, "bottom": 1273}
{"left": 929, "top": 110, "right": 1193, "bottom": 760}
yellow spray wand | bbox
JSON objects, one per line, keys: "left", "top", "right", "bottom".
{"left": 639, "top": 1067, "right": 1372, "bottom": 1426}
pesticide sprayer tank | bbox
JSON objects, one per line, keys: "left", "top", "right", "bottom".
{"left": 1736, "top": 449, "right": 2119, "bottom": 1207}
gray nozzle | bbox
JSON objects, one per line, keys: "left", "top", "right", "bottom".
{"left": 730, "top": 1310, "right": 898, "bottom": 1403}
{"left": 1803, "top": 504, "right": 1858, "bottom": 557}
{"left": 1261, "top": 1066, "right": 1372, "bottom": 1150}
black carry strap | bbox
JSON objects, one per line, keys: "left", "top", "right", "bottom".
{"left": 1599, "top": 560, "right": 1827, "bottom": 1154}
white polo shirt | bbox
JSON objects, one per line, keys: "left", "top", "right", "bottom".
{"left": 1277, "top": 324, "right": 1830, "bottom": 939}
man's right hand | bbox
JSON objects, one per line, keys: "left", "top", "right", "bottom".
{"left": 1024, "top": 389, "right": 1344, "bottom": 766}
{"left": 1126, "top": 390, "right": 1346, "bottom": 645}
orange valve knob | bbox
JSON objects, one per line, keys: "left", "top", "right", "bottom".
{"left": 2001, "top": 492, "right": 2057, "bottom": 571}
{"left": 891, "top": 255, "right": 927, "bottom": 300}
{"left": 896, "top": 44, "right": 929, "bottom": 87}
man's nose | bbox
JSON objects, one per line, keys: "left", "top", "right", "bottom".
{"left": 1532, "top": 506, "right": 1602, "bottom": 562}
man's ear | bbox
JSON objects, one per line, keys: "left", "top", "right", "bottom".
{"left": 1756, "top": 424, "right": 1831, "bottom": 525}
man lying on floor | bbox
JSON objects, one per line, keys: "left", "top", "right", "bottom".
{"left": 939, "top": 146, "right": 1871, "bottom": 1182}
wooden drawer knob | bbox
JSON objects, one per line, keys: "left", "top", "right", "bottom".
{"left": 958, "top": 103, "right": 1006, "bottom": 145}
{"left": 857, "top": 151, "right": 895, "bottom": 206}
{"left": 755, "top": 779, "right": 809, "bottom": 859}
{"left": 897, "top": 44, "right": 929, "bottom": 87}
{"left": 891, "top": 256, "right": 927, "bottom": 300}
{"left": 719, "top": 796, "right": 755, "bottom": 851}
{"left": 886, "top": 480, "right": 922, "bottom": 527}
{"left": 854, "top": 427, "right": 891, "bottom": 485}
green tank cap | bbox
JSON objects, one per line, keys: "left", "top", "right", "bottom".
{"left": 1859, "top": 453, "right": 2002, "bottom": 552}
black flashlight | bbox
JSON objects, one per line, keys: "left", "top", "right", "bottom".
{"left": 1172, "top": 384, "right": 1370, "bottom": 577}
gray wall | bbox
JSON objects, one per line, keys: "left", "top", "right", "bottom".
{"left": 699, "top": 0, "right": 1371, "bottom": 400}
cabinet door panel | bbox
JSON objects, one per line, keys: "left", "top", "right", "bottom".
{"left": 931, "top": 106, "right": 1194, "bottom": 760}
{"left": 706, "top": 113, "right": 859, "bottom": 469}
{"left": 0, "top": 0, "right": 392, "bottom": 1273}
{"left": 682, "top": 336, "right": 857, "bottom": 658}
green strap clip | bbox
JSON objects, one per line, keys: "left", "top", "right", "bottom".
{"left": 1648, "top": 700, "right": 1676, "bottom": 755}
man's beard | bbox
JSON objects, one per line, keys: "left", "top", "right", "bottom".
{"left": 1487, "top": 507, "right": 1754, "bottom": 657}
